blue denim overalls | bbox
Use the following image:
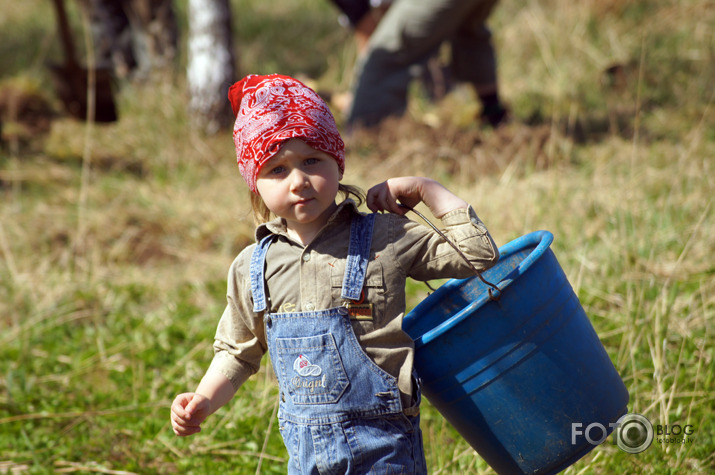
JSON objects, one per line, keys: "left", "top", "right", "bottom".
{"left": 250, "top": 213, "right": 427, "bottom": 474}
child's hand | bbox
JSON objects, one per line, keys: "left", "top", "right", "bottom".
{"left": 367, "top": 177, "right": 468, "bottom": 218}
{"left": 170, "top": 392, "right": 211, "bottom": 436}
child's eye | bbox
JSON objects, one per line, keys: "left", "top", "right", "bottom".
{"left": 268, "top": 165, "right": 286, "bottom": 175}
{"left": 304, "top": 157, "right": 320, "bottom": 165}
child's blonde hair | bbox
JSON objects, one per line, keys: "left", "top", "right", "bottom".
{"left": 250, "top": 184, "right": 366, "bottom": 225}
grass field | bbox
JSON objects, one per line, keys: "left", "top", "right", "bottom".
{"left": 1, "top": 0, "right": 713, "bottom": 473}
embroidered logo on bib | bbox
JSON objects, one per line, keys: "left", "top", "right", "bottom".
{"left": 293, "top": 354, "right": 322, "bottom": 377}
{"left": 291, "top": 354, "right": 326, "bottom": 393}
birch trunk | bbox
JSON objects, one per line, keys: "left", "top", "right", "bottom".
{"left": 187, "top": 0, "right": 236, "bottom": 134}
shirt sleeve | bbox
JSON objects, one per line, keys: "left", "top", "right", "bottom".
{"left": 393, "top": 205, "right": 499, "bottom": 282}
{"left": 207, "top": 249, "right": 267, "bottom": 391}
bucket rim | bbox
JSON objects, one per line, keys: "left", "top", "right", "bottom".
{"left": 404, "top": 230, "right": 555, "bottom": 348}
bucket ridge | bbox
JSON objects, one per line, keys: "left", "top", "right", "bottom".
{"left": 420, "top": 271, "right": 569, "bottom": 390}
{"left": 410, "top": 254, "right": 529, "bottom": 348}
{"left": 423, "top": 281, "right": 578, "bottom": 406}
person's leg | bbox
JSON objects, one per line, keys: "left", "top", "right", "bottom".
{"left": 347, "top": 0, "right": 480, "bottom": 127}
{"left": 451, "top": 1, "right": 509, "bottom": 127}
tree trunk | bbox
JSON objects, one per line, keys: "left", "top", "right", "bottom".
{"left": 123, "top": 0, "right": 179, "bottom": 77}
{"left": 187, "top": 0, "right": 236, "bottom": 135}
{"left": 87, "top": 0, "right": 178, "bottom": 79}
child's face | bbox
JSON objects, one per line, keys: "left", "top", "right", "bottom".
{"left": 255, "top": 139, "right": 342, "bottom": 238}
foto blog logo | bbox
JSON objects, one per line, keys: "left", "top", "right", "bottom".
{"left": 571, "top": 413, "right": 694, "bottom": 454}
{"left": 613, "top": 414, "right": 654, "bottom": 454}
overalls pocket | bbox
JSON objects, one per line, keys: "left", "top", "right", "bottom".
{"left": 275, "top": 332, "right": 350, "bottom": 405}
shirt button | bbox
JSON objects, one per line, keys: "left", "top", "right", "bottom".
{"left": 302, "top": 253, "right": 311, "bottom": 262}
{"left": 305, "top": 302, "right": 315, "bottom": 311}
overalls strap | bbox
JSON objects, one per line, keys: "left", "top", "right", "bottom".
{"left": 341, "top": 212, "right": 376, "bottom": 301}
{"left": 250, "top": 234, "right": 275, "bottom": 313}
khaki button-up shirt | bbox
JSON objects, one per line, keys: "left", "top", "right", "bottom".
{"left": 208, "top": 199, "right": 499, "bottom": 408}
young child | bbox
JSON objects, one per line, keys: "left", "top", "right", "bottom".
{"left": 170, "top": 73, "right": 499, "bottom": 473}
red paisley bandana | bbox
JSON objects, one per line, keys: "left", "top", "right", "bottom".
{"left": 228, "top": 74, "right": 345, "bottom": 193}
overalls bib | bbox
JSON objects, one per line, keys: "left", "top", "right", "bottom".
{"left": 250, "top": 213, "right": 427, "bottom": 474}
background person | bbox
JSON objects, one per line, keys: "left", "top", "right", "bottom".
{"left": 345, "top": 0, "right": 509, "bottom": 128}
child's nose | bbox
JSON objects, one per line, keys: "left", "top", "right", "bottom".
{"left": 289, "top": 168, "right": 310, "bottom": 190}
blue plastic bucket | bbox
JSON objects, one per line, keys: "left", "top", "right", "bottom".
{"left": 403, "top": 231, "right": 629, "bottom": 475}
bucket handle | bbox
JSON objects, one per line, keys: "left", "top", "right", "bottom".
{"left": 399, "top": 204, "right": 501, "bottom": 300}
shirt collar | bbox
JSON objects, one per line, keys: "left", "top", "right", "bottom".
{"left": 254, "top": 198, "right": 361, "bottom": 242}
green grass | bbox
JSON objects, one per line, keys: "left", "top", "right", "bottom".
{"left": 1, "top": 0, "right": 713, "bottom": 473}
